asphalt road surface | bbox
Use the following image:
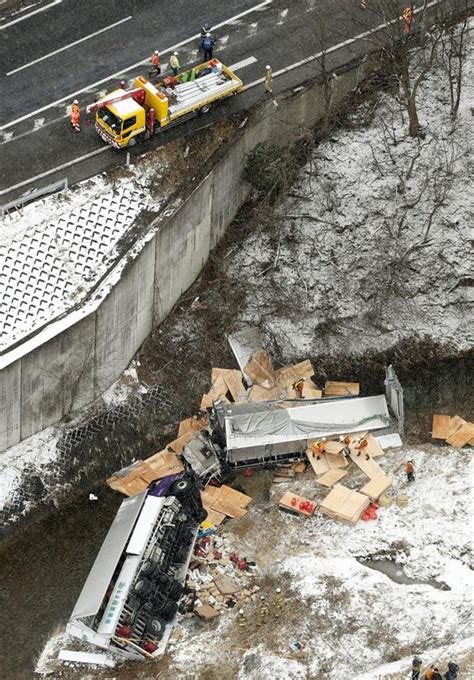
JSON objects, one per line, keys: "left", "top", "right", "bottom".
{"left": 0, "top": 0, "right": 441, "bottom": 204}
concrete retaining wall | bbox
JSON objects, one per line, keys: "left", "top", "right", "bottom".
{"left": 0, "top": 55, "right": 378, "bottom": 453}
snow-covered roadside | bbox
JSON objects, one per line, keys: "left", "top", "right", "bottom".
{"left": 228, "top": 25, "right": 474, "bottom": 358}
{"left": 0, "top": 363, "right": 141, "bottom": 530}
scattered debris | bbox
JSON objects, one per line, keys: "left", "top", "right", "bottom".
{"left": 279, "top": 491, "right": 316, "bottom": 516}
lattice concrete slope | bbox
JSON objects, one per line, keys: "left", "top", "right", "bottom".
{"left": 0, "top": 188, "right": 146, "bottom": 351}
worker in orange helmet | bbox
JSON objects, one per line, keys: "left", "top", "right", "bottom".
{"left": 150, "top": 49, "right": 161, "bottom": 76}
{"left": 292, "top": 377, "right": 305, "bottom": 399}
{"left": 70, "top": 99, "right": 80, "bottom": 133}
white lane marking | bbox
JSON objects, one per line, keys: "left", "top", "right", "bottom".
{"left": 230, "top": 56, "right": 258, "bottom": 71}
{"left": 0, "top": 147, "right": 110, "bottom": 196}
{"left": 6, "top": 16, "right": 133, "bottom": 75}
{"left": 243, "top": 0, "right": 441, "bottom": 91}
{"left": 33, "top": 117, "right": 45, "bottom": 130}
{"left": 0, "top": 0, "right": 62, "bottom": 30}
{"left": 0, "top": 0, "right": 273, "bottom": 130}
{"left": 277, "top": 8, "right": 288, "bottom": 24}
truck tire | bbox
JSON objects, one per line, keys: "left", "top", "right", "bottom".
{"left": 199, "top": 104, "right": 211, "bottom": 114}
{"left": 169, "top": 478, "right": 191, "bottom": 496}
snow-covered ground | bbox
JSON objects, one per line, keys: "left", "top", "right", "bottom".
{"left": 228, "top": 29, "right": 473, "bottom": 358}
{"left": 35, "top": 444, "right": 473, "bottom": 679}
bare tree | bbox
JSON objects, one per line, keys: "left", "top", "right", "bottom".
{"left": 439, "top": 10, "right": 470, "bottom": 119}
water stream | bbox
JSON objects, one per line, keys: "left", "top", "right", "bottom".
{"left": 359, "top": 558, "right": 451, "bottom": 590}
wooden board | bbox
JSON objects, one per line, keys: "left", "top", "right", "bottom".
{"left": 349, "top": 449, "right": 385, "bottom": 479}
{"left": 306, "top": 449, "right": 331, "bottom": 476}
{"left": 447, "top": 421, "right": 474, "bottom": 448}
{"left": 359, "top": 475, "right": 392, "bottom": 500}
{"left": 244, "top": 349, "right": 275, "bottom": 387}
{"left": 317, "top": 468, "right": 348, "bottom": 487}
{"left": 324, "top": 381, "right": 360, "bottom": 397}
{"left": 324, "top": 440, "right": 345, "bottom": 455}
{"left": 431, "top": 414, "right": 451, "bottom": 440}
{"left": 304, "top": 387, "right": 323, "bottom": 399}
{"left": 178, "top": 416, "right": 207, "bottom": 438}
{"left": 222, "top": 369, "right": 245, "bottom": 402}
{"left": 248, "top": 384, "right": 281, "bottom": 402}
{"left": 306, "top": 449, "right": 347, "bottom": 476}
{"left": 166, "top": 431, "right": 196, "bottom": 454}
{"left": 146, "top": 450, "right": 184, "bottom": 477}
{"left": 278, "top": 491, "right": 316, "bottom": 516}
{"left": 274, "top": 360, "right": 315, "bottom": 392}
{"left": 200, "top": 373, "right": 229, "bottom": 410}
{"left": 201, "top": 484, "right": 252, "bottom": 520}
{"left": 448, "top": 415, "right": 466, "bottom": 438}
{"left": 320, "top": 484, "right": 370, "bottom": 524}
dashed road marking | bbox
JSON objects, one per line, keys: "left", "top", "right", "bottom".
{"left": 230, "top": 56, "right": 258, "bottom": 71}
{"left": 0, "top": 0, "right": 62, "bottom": 30}
{"left": 6, "top": 16, "right": 133, "bottom": 75}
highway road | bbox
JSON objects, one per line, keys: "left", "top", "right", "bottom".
{"left": 0, "top": 0, "right": 436, "bottom": 204}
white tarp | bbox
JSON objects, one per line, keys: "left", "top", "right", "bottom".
{"left": 225, "top": 395, "right": 390, "bottom": 450}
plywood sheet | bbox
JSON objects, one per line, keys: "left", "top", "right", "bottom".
{"left": 317, "top": 468, "right": 348, "bottom": 487}
{"left": 244, "top": 349, "right": 276, "bottom": 388}
{"left": 324, "top": 440, "right": 344, "bottom": 455}
{"left": 200, "top": 374, "right": 229, "bottom": 410}
{"left": 359, "top": 475, "right": 392, "bottom": 500}
{"left": 304, "top": 387, "right": 323, "bottom": 399}
{"left": 278, "top": 491, "right": 316, "bottom": 516}
{"left": 178, "top": 416, "right": 207, "bottom": 438}
{"left": 201, "top": 484, "right": 252, "bottom": 520}
{"left": 447, "top": 421, "right": 474, "bottom": 448}
{"left": 275, "top": 360, "right": 315, "bottom": 392}
{"left": 324, "top": 381, "right": 360, "bottom": 397}
{"left": 146, "top": 450, "right": 184, "bottom": 477}
{"left": 306, "top": 449, "right": 331, "bottom": 476}
{"left": 431, "top": 414, "right": 451, "bottom": 440}
{"left": 320, "top": 484, "right": 370, "bottom": 524}
{"left": 222, "top": 369, "right": 245, "bottom": 402}
{"left": 448, "top": 415, "right": 466, "bottom": 437}
{"left": 167, "top": 431, "right": 196, "bottom": 454}
{"left": 248, "top": 384, "right": 281, "bottom": 402}
{"left": 349, "top": 449, "right": 385, "bottom": 479}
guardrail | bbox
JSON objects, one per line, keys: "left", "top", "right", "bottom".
{"left": 1, "top": 178, "right": 68, "bottom": 218}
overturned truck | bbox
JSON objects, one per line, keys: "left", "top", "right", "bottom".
{"left": 67, "top": 473, "right": 205, "bottom": 660}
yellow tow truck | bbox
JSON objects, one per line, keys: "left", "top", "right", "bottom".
{"left": 88, "top": 59, "right": 243, "bottom": 149}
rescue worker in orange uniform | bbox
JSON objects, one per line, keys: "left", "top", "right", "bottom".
{"left": 406, "top": 460, "right": 415, "bottom": 482}
{"left": 70, "top": 99, "right": 80, "bottom": 133}
{"left": 310, "top": 437, "right": 326, "bottom": 459}
{"left": 292, "top": 377, "right": 305, "bottom": 398}
{"left": 402, "top": 7, "right": 413, "bottom": 34}
{"left": 150, "top": 50, "right": 161, "bottom": 76}
{"left": 355, "top": 436, "right": 368, "bottom": 457}
{"left": 339, "top": 434, "right": 352, "bottom": 459}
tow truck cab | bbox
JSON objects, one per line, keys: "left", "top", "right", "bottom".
{"left": 96, "top": 91, "right": 146, "bottom": 148}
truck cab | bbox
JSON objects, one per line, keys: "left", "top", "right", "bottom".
{"left": 96, "top": 91, "right": 146, "bottom": 148}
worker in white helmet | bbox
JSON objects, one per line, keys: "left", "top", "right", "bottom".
{"left": 265, "top": 65, "right": 273, "bottom": 95}
{"left": 70, "top": 99, "right": 80, "bottom": 133}
{"left": 150, "top": 49, "right": 161, "bottom": 76}
{"left": 169, "top": 51, "right": 180, "bottom": 76}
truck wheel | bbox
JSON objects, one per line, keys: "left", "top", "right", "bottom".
{"left": 169, "top": 478, "right": 191, "bottom": 496}
{"left": 199, "top": 104, "right": 211, "bottom": 114}
{"left": 127, "top": 137, "right": 137, "bottom": 147}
